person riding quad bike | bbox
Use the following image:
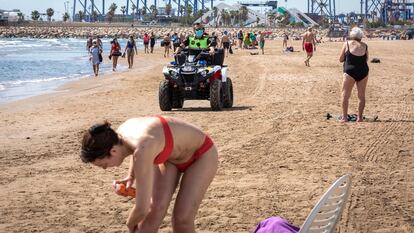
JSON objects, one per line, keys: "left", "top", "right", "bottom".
{"left": 175, "top": 23, "right": 216, "bottom": 63}
{"left": 159, "top": 23, "right": 233, "bottom": 111}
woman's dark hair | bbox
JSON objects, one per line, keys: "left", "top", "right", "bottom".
{"left": 80, "top": 121, "right": 120, "bottom": 163}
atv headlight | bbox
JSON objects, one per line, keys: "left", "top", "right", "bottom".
{"left": 182, "top": 66, "right": 194, "bottom": 72}
{"left": 199, "top": 70, "right": 207, "bottom": 77}
{"left": 170, "top": 70, "right": 178, "bottom": 78}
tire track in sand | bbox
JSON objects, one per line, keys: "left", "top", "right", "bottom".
{"left": 362, "top": 106, "right": 410, "bottom": 162}
{"left": 344, "top": 104, "right": 413, "bottom": 231}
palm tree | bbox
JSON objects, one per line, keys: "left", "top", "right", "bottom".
{"left": 220, "top": 9, "right": 226, "bottom": 26}
{"left": 31, "top": 10, "right": 40, "bottom": 21}
{"left": 46, "top": 8, "right": 54, "bottom": 22}
{"left": 17, "top": 12, "right": 24, "bottom": 21}
{"left": 239, "top": 6, "right": 249, "bottom": 26}
{"left": 185, "top": 4, "right": 192, "bottom": 24}
{"left": 165, "top": 3, "right": 172, "bottom": 16}
{"left": 120, "top": 6, "right": 126, "bottom": 15}
{"left": 229, "top": 10, "right": 237, "bottom": 25}
{"left": 107, "top": 3, "right": 117, "bottom": 22}
{"left": 63, "top": 12, "right": 70, "bottom": 22}
{"left": 179, "top": 5, "right": 185, "bottom": 17}
{"left": 120, "top": 5, "right": 126, "bottom": 22}
{"left": 131, "top": 3, "right": 137, "bottom": 20}
{"left": 150, "top": 5, "right": 158, "bottom": 19}
{"left": 92, "top": 10, "right": 98, "bottom": 22}
{"left": 141, "top": 7, "right": 147, "bottom": 17}
{"left": 78, "top": 10, "right": 85, "bottom": 21}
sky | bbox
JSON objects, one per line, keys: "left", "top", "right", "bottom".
{"left": 0, "top": 0, "right": 362, "bottom": 20}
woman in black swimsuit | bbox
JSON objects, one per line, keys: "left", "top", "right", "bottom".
{"left": 339, "top": 27, "right": 369, "bottom": 122}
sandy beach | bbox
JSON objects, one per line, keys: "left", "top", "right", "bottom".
{"left": 0, "top": 38, "right": 413, "bottom": 233}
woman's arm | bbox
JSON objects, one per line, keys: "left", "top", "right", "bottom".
{"left": 123, "top": 44, "right": 128, "bottom": 54}
{"left": 339, "top": 42, "right": 347, "bottom": 63}
{"left": 126, "top": 136, "right": 160, "bottom": 233}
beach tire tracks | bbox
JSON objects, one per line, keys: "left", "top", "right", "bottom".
{"left": 362, "top": 106, "right": 411, "bottom": 162}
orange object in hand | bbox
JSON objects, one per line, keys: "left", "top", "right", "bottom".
{"left": 113, "top": 182, "right": 136, "bottom": 198}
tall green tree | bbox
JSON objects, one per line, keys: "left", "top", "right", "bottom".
{"left": 31, "top": 10, "right": 40, "bottom": 21}
{"left": 92, "top": 10, "right": 98, "bottom": 22}
{"left": 17, "top": 12, "right": 24, "bottom": 21}
{"left": 107, "top": 3, "right": 117, "bottom": 22}
{"left": 150, "top": 5, "right": 158, "bottom": 19}
{"left": 131, "top": 3, "right": 137, "bottom": 20}
{"left": 46, "top": 8, "right": 54, "bottom": 22}
{"left": 120, "top": 6, "right": 126, "bottom": 15}
{"left": 185, "top": 4, "right": 192, "bottom": 24}
{"left": 78, "top": 10, "right": 85, "bottom": 21}
{"left": 63, "top": 12, "right": 70, "bottom": 22}
{"left": 165, "top": 3, "right": 172, "bottom": 16}
{"left": 239, "top": 5, "right": 249, "bottom": 26}
{"left": 120, "top": 5, "right": 126, "bottom": 22}
{"left": 141, "top": 7, "right": 147, "bottom": 17}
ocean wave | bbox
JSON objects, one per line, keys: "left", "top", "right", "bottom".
{"left": 0, "top": 84, "right": 5, "bottom": 91}
{"left": 2, "top": 76, "right": 73, "bottom": 86}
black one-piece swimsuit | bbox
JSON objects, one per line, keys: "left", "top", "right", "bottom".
{"left": 343, "top": 41, "right": 369, "bottom": 81}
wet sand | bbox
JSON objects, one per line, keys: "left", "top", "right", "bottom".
{"left": 0, "top": 38, "right": 413, "bottom": 233}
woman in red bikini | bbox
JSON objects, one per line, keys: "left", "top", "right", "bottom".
{"left": 80, "top": 116, "right": 218, "bottom": 233}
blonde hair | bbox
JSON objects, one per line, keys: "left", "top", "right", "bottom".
{"left": 349, "top": 27, "right": 364, "bottom": 40}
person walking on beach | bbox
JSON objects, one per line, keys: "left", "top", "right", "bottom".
{"left": 339, "top": 27, "right": 369, "bottom": 122}
{"left": 143, "top": 33, "right": 150, "bottom": 54}
{"left": 150, "top": 32, "right": 156, "bottom": 54}
{"left": 282, "top": 32, "right": 289, "bottom": 50}
{"left": 89, "top": 40, "right": 102, "bottom": 77}
{"left": 237, "top": 30, "right": 243, "bottom": 49}
{"left": 163, "top": 33, "right": 171, "bottom": 58}
{"left": 302, "top": 27, "right": 316, "bottom": 67}
{"left": 86, "top": 36, "right": 93, "bottom": 54}
{"left": 80, "top": 116, "right": 218, "bottom": 233}
{"left": 109, "top": 38, "right": 122, "bottom": 71}
{"left": 123, "top": 36, "right": 138, "bottom": 69}
{"left": 221, "top": 31, "right": 230, "bottom": 57}
{"left": 259, "top": 31, "right": 265, "bottom": 55}
{"left": 172, "top": 32, "right": 181, "bottom": 52}
{"left": 95, "top": 36, "right": 103, "bottom": 49}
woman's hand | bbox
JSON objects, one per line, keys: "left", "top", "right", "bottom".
{"left": 126, "top": 206, "right": 140, "bottom": 233}
{"left": 127, "top": 220, "right": 137, "bottom": 233}
{"left": 114, "top": 174, "right": 135, "bottom": 189}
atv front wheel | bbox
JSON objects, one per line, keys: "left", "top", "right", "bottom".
{"left": 172, "top": 97, "right": 184, "bottom": 108}
{"left": 223, "top": 78, "right": 233, "bottom": 108}
{"left": 159, "top": 80, "right": 172, "bottom": 111}
{"left": 210, "top": 79, "right": 223, "bottom": 111}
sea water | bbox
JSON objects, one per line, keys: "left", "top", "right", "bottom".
{"left": 0, "top": 38, "right": 133, "bottom": 103}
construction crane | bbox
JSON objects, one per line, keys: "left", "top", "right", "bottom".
{"left": 363, "top": 0, "right": 414, "bottom": 23}
{"left": 307, "top": 0, "right": 336, "bottom": 19}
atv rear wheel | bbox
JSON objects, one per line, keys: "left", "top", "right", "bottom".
{"left": 159, "top": 80, "right": 172, "bottom": 111}
{"left": 210, "top": 79, "right": 223, "bottom": 111}
{"left": 223, "top": 78, "right": 233, "bottom": 108}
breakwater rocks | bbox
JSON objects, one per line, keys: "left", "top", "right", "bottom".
{"left": 0, "top": 25, "right": 329, "bottom": 39}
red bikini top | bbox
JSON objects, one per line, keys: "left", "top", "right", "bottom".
{"left": 153, "top": 116, "right": 174, "bottom": 164}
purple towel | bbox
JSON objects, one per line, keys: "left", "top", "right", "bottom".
{"left": 253, "top": 217, "right": 300, "bottom": 233}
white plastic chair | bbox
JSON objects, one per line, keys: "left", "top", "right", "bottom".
{"left": 299, "top": 174, "right": 352, "bottom": 233}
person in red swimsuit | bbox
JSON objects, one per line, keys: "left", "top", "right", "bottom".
{"left": 302, "top": 27, "right": 316, "bottom": 67}
{"left": 80, "top": 116, "right": 218, "bottom": 233}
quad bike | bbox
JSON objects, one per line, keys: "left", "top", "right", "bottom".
{"left": 158, "top": 48, "right": 233, "bottom": 111}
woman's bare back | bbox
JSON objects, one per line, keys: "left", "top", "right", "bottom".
{"left": 117, "top": 117, "right": 207, "bottom": 164}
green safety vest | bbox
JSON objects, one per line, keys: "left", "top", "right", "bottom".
{"left": 188, "top": 36, "right": 209, "bottom": 49}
